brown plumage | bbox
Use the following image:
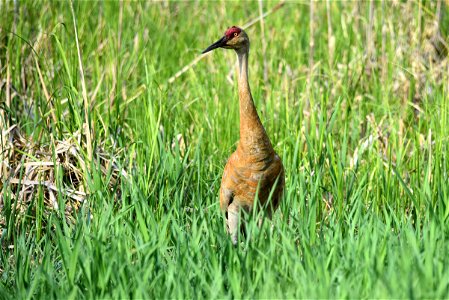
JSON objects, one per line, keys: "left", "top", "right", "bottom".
{"left": 203, "top": 26, "right": 285, "bottom": 245}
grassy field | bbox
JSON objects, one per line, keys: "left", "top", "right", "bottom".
{"left": 1, "top": 0, "right": 449, "bottom": 298}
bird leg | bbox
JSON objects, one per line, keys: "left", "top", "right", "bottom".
{"left": 227, "top": 202, "right": 240, "bottom": 245}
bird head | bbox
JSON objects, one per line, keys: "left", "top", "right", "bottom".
{"left": 202, "top": 26, "right": 249, "bottom": 54}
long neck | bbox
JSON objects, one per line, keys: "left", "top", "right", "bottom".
{"left": 237, "top": 49, "right": 273, "bottom": 156}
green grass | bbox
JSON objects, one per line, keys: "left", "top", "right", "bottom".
{"left": 1, "top": 0, "right": 449, "bottom": 298}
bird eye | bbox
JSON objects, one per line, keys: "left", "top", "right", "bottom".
{"left": 233, "top": 32, "right": 238, "bottom": 37}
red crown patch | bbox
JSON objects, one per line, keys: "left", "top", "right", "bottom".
{"left": 225, "top": 26, "right": 242, "bottom": 39}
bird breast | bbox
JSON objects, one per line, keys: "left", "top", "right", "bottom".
{"left": 222, "top": 149, "right": 284, "bottom": 208}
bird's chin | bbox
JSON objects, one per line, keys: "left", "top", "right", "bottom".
{"left": 234, "top": 46, "right": 248, "bottom": 54}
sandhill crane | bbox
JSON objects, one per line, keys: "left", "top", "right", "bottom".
{"left": 202, "top": 26, "right": 285, "bottom": 245}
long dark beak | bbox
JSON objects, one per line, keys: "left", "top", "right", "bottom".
{"left": 202, "top": 36, "right": 227, "bottom": 54}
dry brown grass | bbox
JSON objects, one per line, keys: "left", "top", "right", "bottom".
{"left": 0, "top": 124, "right": 126, "bottom": 226}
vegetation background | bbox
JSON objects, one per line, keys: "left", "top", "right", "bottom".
{"left": 1, "top": 0, "right": 448, "bottom": 298}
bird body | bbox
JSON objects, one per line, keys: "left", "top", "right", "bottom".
{"left": 203, "top": 26, "right": 284, "bottom": 244}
